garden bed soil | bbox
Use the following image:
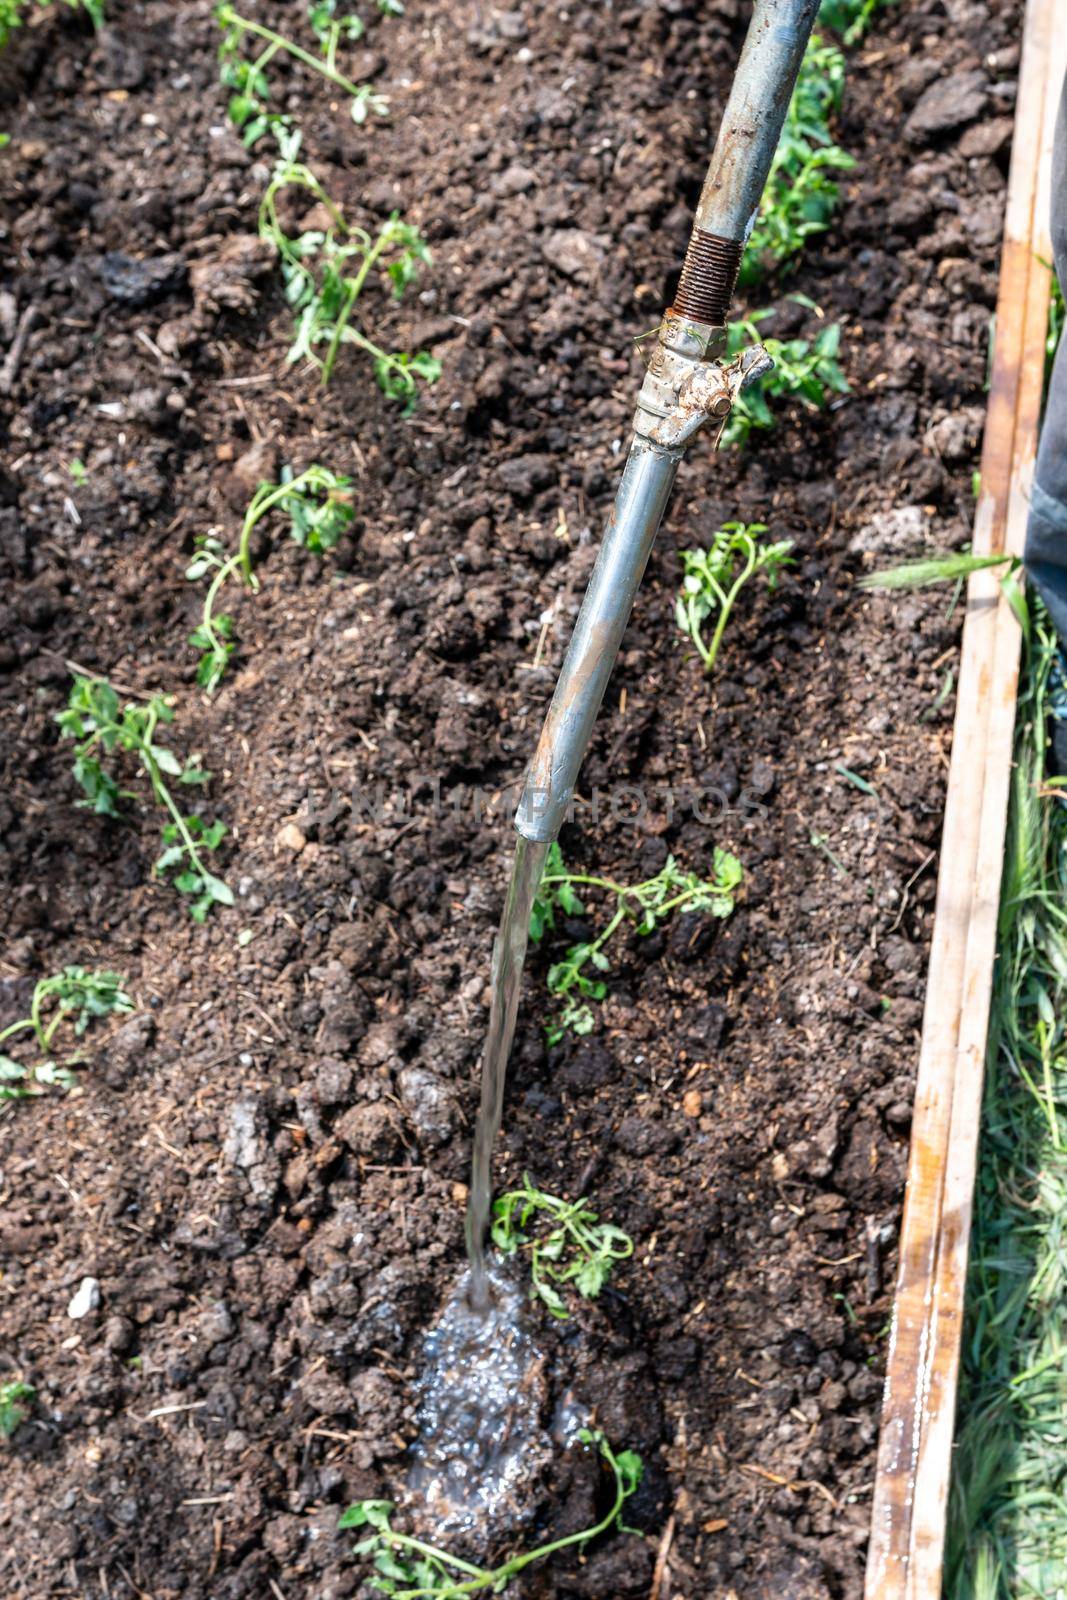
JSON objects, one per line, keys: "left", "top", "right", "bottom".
{"left": 0, "top": 0, "right": 1021, "bottom": 1595}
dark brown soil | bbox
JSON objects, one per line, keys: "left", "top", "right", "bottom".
{"left": 0, "top": 0, "right": 1020, "bottom": 1595}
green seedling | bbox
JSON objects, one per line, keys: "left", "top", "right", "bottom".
{"left": 740, "top": 34, "right": 854, "bottom": 286}
{"left": 188, "top": 464, "right": 355, "bottom": 691}
{"left": 861, "top": 548, "right": 1029, "bottom": 637}
{"left": 676, "top": 520, "right": 795, "bottom": 675}
{"left": 809, "top": 830, "right": 848, "bottom": 875}
{"left": 307, "top": 0, "right": 400, "bottom": 65}
{"left": 0, "top": 1383, "right": 34, "bottom": 1439}
{"left": 530, "top": 842, "right": 742, "bottom": 1044}
{"left": 0, "top": 968, "right": 132, "bottom": 1102}
{"left": 860, "top": 551, "right": 1019, "bottom": 591}
{"left": 56, "top": 677, "right": 232, "bottom": 921}
{"left": 818, "top": 0, "right": 893, "bottom": 46}
{"left": 258, "top": 129, "right": 439, "bottom": 396}
{"left": 340, "top": 1429, "right": 643, "bottom": 1597}
{"left": 308, "top": 0, "right": 365, "bottom": 70}
{"left": 68, "top": 458, "right": 88, "bottom": 484}
{"left": 835, "top": 761, "right": 877, "bottom": 796}
{"left": 723, "top": 313, "right": 849, "bottom": 445}
{"left": 217, "top": 3, "right": 386, "bottom": 147}
{"left": 921, "top": 667, "right": 955, "bottom": 723}
{"left": 0, "top": 0, "right": 103, "bottom": 49}
{"left": 491, "top": 1176, "right": 633, "bottom": 1318}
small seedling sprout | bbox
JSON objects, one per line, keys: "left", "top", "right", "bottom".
{"left": 308, "top": 0, "right": 365, "bottom": 72}
{"left": 859, "top": 549, "right": 1029, "bottom": 636}
{"left": 340, "top": 1429, "right": 643, "bottom": 1597}
{"left": 216, "top": 3, "right": 386, "bottom": 145}
{"left": 740, "top": 34, "right": 854, "bottom": 285}
{"left": 722, "top": 313, "right": 849, "bottom": 445}
{"left": 307, "top": 0, "right": 401, "bottom": 65}
{"left": 56, "top": 677, "right": 232, "bottom": 920}
{"left": 530, "top": 842, "right": 742, "bottom": 1044}
{"left": 0, "top": 0, "right": 103, "bottom": 49}
{"left": 187, "top": 464, "right": 356, "bottom": 691}
{"left": 0, "top": 1382, "right": 34, "bottom": 1439}
{"left": 491, "top": 1176, "right": 633, "bottom": 1317}
{"left": 0, "top": 968, "right": 132, "bottom": 1101}
{"left": 859, "top": 551, "right": 1019, "bottom": 591}
{"left": 817, "top": 0, "right": 892, "bottom": 47}
{"left": 258, "top": 130, "right": 438, "bottom": 394}
{"left": 676, "top": 521, "right": 795, "bottom": 676}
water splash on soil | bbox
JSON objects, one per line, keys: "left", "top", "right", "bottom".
{"left": 406, "top": 1265, "right": 550, "bottom": 1541}
{"left": 465, "top": 835, "right": 549, "bottom": 1306}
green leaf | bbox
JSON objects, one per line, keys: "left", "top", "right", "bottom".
{"left": 535, "top": 1280, "right": 568, "bottom": 1318}
{"left": 150, "top": 745, "right": 183, "bottom": 777}
{"left": 202, "top": 873, "right": 234, "bottom": 907}
{"left": 575, "top": 1256, "right": 610, "bottom": 1297}
{"left": 374, "top": 1551, "right": 413, "bottom": 1580}
{"left": 566, "top": 1000, "right": 595, "bottom": 1035}
{"left": 339, "top": 1500, "right": 394, "bottom": 1531}
{"left": 616, "top": 1449, "right": 645, "bottom": 1493}
{"left": 0, "top": 1381, "right": 35, "bottom": 1439}
{"left": 861, "top": 549, "right": 1016, "bottom": 592}
{"left": 34, "top": 1061, "right": 77, "bottom": 1091}
{"left": 558, "top": 882, "right": 584, "bottom": 916}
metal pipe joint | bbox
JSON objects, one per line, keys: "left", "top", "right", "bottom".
{"left": 633, "top": 313, "right": 774, "bottom": 453}
{"left": 512, "top": 0, "right": 819, "bottom": 847}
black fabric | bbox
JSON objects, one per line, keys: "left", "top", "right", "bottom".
{"left": 1024, "top": 72, "right": 1067, "bottom": 641}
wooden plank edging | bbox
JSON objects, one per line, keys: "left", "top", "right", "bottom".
{"left": 864, "top": 3, "right": 1067, "bottom": 1594}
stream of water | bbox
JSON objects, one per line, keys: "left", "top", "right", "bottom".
{"left": 464, "top": 834, "right": 549, "bottom": 1309}
{"left": 405, "top": 838, "right": 553, "bottom": 1530}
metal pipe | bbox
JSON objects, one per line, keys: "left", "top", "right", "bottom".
{"left": 674, "top": 0, "right": 820, "bottom": 326}
{"left": 514, "top": 441, "right": 678, "bottom": 841}
{"left": 514, "top": 0, "right": 819, "bottom": 845}
{"left": 695, "top": 0, "right": 820, "bottom": 239}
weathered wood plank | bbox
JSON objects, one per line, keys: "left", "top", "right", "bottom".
{"left": 864, "top": 3, "right": 1065, "bottom": 1592}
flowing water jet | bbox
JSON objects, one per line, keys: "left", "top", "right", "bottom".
{"left": 465, "top": 836, "right": 549, "bottom": 1308}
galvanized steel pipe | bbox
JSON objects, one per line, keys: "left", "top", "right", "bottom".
{"left": 514, "top": 441, "right": 679, "bottom": 841}
{"left": 514, "top": 0, "right": 820, "bottom": 845}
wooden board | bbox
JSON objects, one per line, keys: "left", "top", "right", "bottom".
{"left": 864, "top": 4, "right": 1067, "bottom": 1595}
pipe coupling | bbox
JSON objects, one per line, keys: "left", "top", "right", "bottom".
{"left": 634, "top": 314, "right": 775, "bottom": 453}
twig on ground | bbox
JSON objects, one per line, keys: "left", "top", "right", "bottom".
{"left": 649, "top": 1513, "right": 676, "bottom": 1600}
{"left": 0, "top": 304, "right": 40, "bottom": 395}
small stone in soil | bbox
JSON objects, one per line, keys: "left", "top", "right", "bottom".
{"left": 99, "top": 252, "right": 187, "bottom": 307}
{"left": 67, "top": 1277, "right": 101, "bottom": 1319}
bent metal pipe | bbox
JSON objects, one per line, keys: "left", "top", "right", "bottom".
{"left": 514, "top": 0, "right": 820, "bottom": 846}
